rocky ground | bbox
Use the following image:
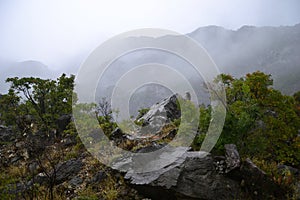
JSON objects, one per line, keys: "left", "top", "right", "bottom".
{"left": 1, "top": 94, "right": 299, "bottom": 199}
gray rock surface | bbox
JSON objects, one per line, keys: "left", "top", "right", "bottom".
{"left": 112, "top": 144, "right": 285, "bottom": 199}
{"left": 55, "top": 158, "right": 83, "bottom": 184}
{"left": 137, "top": 94, "right": 181, "bottom": 134}
{"left": 68, "top": 176, "right": 83, "bottom": 187}
{"left": 240, "top": 158, "right": 284, "bottom": 199}
{"left": 89, "top": 171, "right": 107, "bottom": 183}
{"left": 224, "top": 144, "right": 241, "bottom": 173}
{"left": 116, "top": 148, "right": 241, "bottom": 200}
{"left": 0, "top": 125, "right": 16, "bottom": 142}
{"left": 108, "top": 94, "right": 183, "bottom": 149}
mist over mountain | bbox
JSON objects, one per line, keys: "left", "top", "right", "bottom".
{"left": 1, "top": 24, "right": 299, "bottom": 106}
{"left": 189, "top": 24, "right": 300, "bottom": 94}
{"left": 94, "top": 24, "right": 300, "bottom": 116}
{"left": 0, "top": 60, "right": 62, "bottom": 93}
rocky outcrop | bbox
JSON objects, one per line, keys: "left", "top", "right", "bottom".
{"left": 137, "top": 94, "right": 181, "bottom": 134}
{"left": 240, "top": 158, "right": 284, "bottom": 199}
{"left": 54, "top": 158, "right": 83, "bottom": 184}
{"left": 112, "top": 144, "right": 284, "bottom": 199}
{"left": 106, "top": 96, "right": 285, "bottom": 199}
{"left": 115, "top": 148, "right": 239, "bottom": 200}
{"left": 108, "top": 94, "right": 182, "bottom": 150}
{"left": 0, "top": 125, "right": 16, "bottom": 143}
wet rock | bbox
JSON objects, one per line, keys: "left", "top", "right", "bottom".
{"left": 112, "top": 143, "right": 286, "bottom": 199}
{"left": 35, "top": 172, "right": 48, "bottom": 184}
{"left": 108, "top": 94, "right": 183, "bottom": 151}
{"left": 68, "top": 176, "right": 83, "bottom": 187}
{"left": 240, "top": 158, "right": 284, "bottom": 199}
{"left": 61, "top": 135, "right": 77, "bottom": 146}
{"left": 90, "top": 171, "right": 107, "bottom": 183}
{"left": 137, "top": 94, "right": 181, "bottom": 134}
{"left": 117, "top": 147, "right": 240, "bottom": 200}
{"left": 109, "top": 128, "right": 127, "bottom": 144}
{"left": 10, "top": 155, "right": 22, "bottom": 164}
{"left": 135, "top": 142, "right": 167, "bottom": 153}
{"left": 277, "top": 164, "right": 300, "bottom": 177}
{"left": 15, "top": 141, "right": 25, "bottom": 148}
{"left": 0, "top": 125, "right": 16, "bottom": 142}
{"left": 224, "top": 144, "right": 241, "bottom": 173}
{"left": 55, "top": 158, "right": 83, "bottom": 184}
{"left": 176, "top": 153, "right": 241, "bottom": 200}
{"left": 28, "top": 161, "right": 39, "bottom": 173}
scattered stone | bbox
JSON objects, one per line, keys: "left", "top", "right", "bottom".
{"left": 277, "top": 164, "right": 300, "bottom": 176}
{"left": 224, "top": 144, "right": 241, "bottom": 173}
{"left": 0, "top": 125, "right": 16, "bottom": 142}
{"left": 90, "top": 171, "right": 107, "bottom": 183}
{"left": 10, "top": 155, "right": 22, "bottom": 163}
{"left": 61, "top": 135, "right": 77, "bottom": 146}
{"left": 68, "top": 176, "right": 83, "bottom": 187}
{"left": 55, "top": 159, "right": 83, "bottom": 184}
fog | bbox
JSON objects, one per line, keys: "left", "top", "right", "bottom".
{"left": 0, "top": 0, "right": 300, "bottom": 70}
{"left": 0, "top": 0, "right": 300, "bottom": 94}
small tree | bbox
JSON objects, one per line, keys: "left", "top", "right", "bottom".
{"left": 96, "top": 98, "right": 117, "bottom": 137}
{"left": 5, "top": 74, "right": 75, "bottom": 134}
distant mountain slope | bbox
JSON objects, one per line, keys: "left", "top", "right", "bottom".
{"left": 1, "top": 24, "right": 299, "bottom": 102}
{"left": 95, "top": 24, "right": 300, "bottom": 113}
{"left": 0, "top": 60, "right": 59, "bottom": 93}
{"left": 188, "top": 24, "right": 300, "bottom": 94}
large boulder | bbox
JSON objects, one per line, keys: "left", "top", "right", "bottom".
{"left": 240, "top": 158, "right": 284, "bottom": 198}
{"left": 114, "top": 147, "right": 241, "bottom": 200}
{"left": 34, "top": 158, "right": 83, "bottom": 185}
{"left": 108, "top": 94, "right": 182, "bottom": 150}
{"left": 224, "top": 145, "right": 284, "bottom": 198}
{"left": 111, "top": 144, "right": 285, "bottom": 199}
{"left": 175, "top": 153, "right": 241, "bottom": 200}
{"left": 137, "top": 94, "right": 181, "bottom": 134}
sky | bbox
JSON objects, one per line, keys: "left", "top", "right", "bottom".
{"left": 0, "top": 0, "right": 300, "bottom": 71}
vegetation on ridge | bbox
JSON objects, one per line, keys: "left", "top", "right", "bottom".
{"left": 0, "top": 71, "right": 299, "bottom": 199}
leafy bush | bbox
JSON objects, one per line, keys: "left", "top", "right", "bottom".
{"left": 193, "top": 72, "right": 300, "bottom": 166}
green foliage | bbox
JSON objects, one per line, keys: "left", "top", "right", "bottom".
{"left": 294, "top": 91, "right": 300, "bottom": 116}
{"left": 194, "top": 71, "right": 300, "bottom": 166}
{"left": 136, "top": 108, "right": 150, "bottom": 119}
{"left": 0, "top": 171, "right": 18, "bottom": 199}
{"left": 192, "top": 105, "right": 211, "bottom": 150}
{"left": 0, "top": 89, "right": 20, "bottom": 126}
{"left": 224, "top": 72, "right": 300, "bottom": 165}
{"left": 3, "top": 74, "right": 75, "bottom": 133}
{"left": 98, "top": 115, "right": 117, "bottom": 137}
{"left": 198, "top": 105, "right": 211, "bottom": 134}
{"left": 134, "top": 108, "right": 150, "bottom": 126}
{"left": 94, "top": 97, "right": 118, "bottom": 137}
